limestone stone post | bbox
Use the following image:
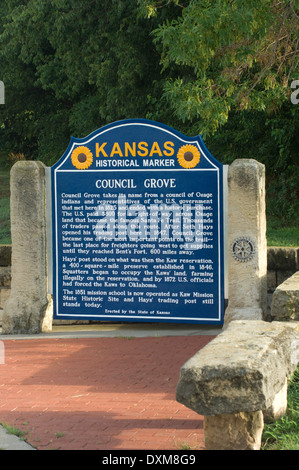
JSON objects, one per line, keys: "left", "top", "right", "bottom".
{"left": 224, "top": 159, "right": 267, "bottom": 324}
{"left": 2, "top": 161, "right": 52, "bottom": 334}
{"left": 204, "top": 411, "right": 264, "bottom": 450}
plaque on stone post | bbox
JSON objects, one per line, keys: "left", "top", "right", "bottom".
{"left": 49, "top": 119, "right": 226, "bottom": 324}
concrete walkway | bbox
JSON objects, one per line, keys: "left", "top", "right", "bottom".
{"left": 0, "top": 323, "right": 220, "bottom": 450}
{"left": 0, "top": 424, "right": 35, "bottom": 450}
{"left": 0, "top": 322, "right": 220, "bottom": 340}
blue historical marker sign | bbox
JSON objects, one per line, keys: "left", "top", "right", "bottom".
{"left": 51, "top": 119, "right": 225, "bottom": 324}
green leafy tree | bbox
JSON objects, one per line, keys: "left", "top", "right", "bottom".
{"left": 146, "top": 0, "right": 299, "bottom": 136}
{"left": 0, "top": 0, "right": 298, "bottom": 225}
{"left": 206, "top": 104, "right": 299, "bottom": 225}
{"left": 0, "top": 0, "right": 179, "bottom": 164}
{"left": 139, "top": 0, "right": 299, "bottom": 224}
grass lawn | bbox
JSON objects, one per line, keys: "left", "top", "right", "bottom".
{"left": 262, "top": 365, "right": 299, "bottom": 450}
{"left": 267, "top": 218, "right": 299, "bottom": 247}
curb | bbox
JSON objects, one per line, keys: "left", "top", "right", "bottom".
{"left": 0, "top": 425, "right": 36, "bottom": 450}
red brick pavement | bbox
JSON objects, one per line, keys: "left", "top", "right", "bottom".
{"left": 0, "top": 335, "right": 214, "bottom": 450}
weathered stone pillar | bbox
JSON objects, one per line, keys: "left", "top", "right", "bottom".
{"left": 204, "top": 411, "right": 264, "bottom": 450}
{"left": 2, "top": 161, "right": 51, "bottom": 334}
{"left": 224, "top": 159, "right": 267, "bottom": 324}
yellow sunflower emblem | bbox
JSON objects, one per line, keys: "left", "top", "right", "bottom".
{"left": 71, "top": 146, "right": 93, "bottom": 170}
{"left": 177, "top": 144, "right": 200, "bottom": 169}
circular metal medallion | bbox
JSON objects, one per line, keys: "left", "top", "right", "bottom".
{"left": 232, "top": 237, "right": 255, "bottom": 262}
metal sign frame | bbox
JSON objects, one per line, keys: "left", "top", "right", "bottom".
{"left": 47, "top": 119, "right": 227, "bottom": 324}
